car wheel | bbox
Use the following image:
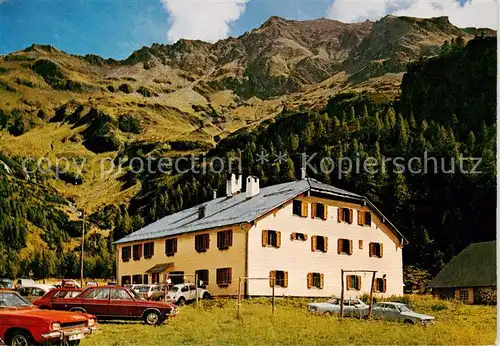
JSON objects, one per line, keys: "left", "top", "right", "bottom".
{"left": 323, "top": 311, "right": 333, "bottom": 317}
{"left": 203, "top": 292, "right": 211, "bottom": 300}
{"left": 177, "top": 297, "right": 186, "bottom": 306}
{"left": 144, "top": 310, "right": 162, "bottom": 326}
{"left": 70, "top": 307, "right": 87, "bottom": 313}
{"left": 68, "top": 341, "right": 81, "bottom": 346}
{"left": 404, "top": 319, "right": 414, "bottom": 325}
{"left": 8, "top": 330, "right": 33, "bottom": 346}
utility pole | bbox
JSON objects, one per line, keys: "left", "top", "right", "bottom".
{"left": 79, "top": 210, "right": 85, "bottom": 289}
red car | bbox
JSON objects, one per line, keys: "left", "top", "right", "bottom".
{"left": 49, "top": 286, "right": 179, "bottom": 325}
{"left": 33, "top": 288, "right": 83, "bottom": 310}
{"left": 0, "top": 289, "right": 96, "bottom": 345}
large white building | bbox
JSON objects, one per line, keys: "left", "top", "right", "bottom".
{"left": 115, "top": 174, "right": 407, "bottom": 297}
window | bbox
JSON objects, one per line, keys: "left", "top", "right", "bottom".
{"left": 290, "top": 232, "right": 307, "bottom": 241}
{"left": 311, "top": 236, "right": 328, "bottom": 252}
{"left": 217, "top": 230, "right": 233, "bottom": 250}
{"left": 359, "top": 240, "right": 363, "bottom": 249}
{"left": 169, "top": 271, "right": 185, "bottom": 285}
{"left": 165, "top": 238, "right": 177, "bottom": 256}
{"left": 85, "top": 288, "right": 110, "bottom": 300}
{"left": 459, "top": 289, "right": 469, "bottom": 302}
{"left": 132, "top": 274, "right": 143, "bottom": 284}
{"left": 374, "top": 278, "right": 387, "bottom": 293}
{"left": 337, "top": 238, "right": 353, "bottom": 255}
{"left": 110, "top": 289, "right": 133, "bottom": 300}
{"left": 121, "top": 246, "right": 131, "bottom": 262}
{"left": 357, "top": 211, "right": 372, "bottom": 226}
{"left": 196, "top": 269, "right": 209, "bottom": 287}
{"left": 195, "top": 234, "right": 210, "bottom": 252}
{"left": 338, "top": 207, "right": 353, "bottom": 224}
{"left": 132, "top": 244, "right": 142, "bottom": 260}
{"left": 144, "top": 242, "right": 154, "bottom": 258}
{"left": 216, "top": 268, "right": 232, "bottom": 287}
{"left": 262, "top": 230, "right": 281, "bottom": 248}
{"left": 143, "top": 274, "right": 149, "bottom": 284}
{"left": 270, "top": 270, "right": 288, "bottom": 288}
{"left": 31, "top": 288, "right": 45, "bottom": 297}
{"left": 369, "top": 242, "right": 383, "bottom": 258}
{"left": 151, "top": 273, "right": 160, "bottom": 284}
{"left": 307, "top": 273, "right": 324, "bottom": 289}
{"left": 312, "top": 203, "right": 327, "bottom": 220}
{"left": 121, "top": 275, "right": 131, "bottom": 285}
{"left": 292, "top": 200, "right": 308, "bottom": 217}
{"left": 347, "top": 275, "right": 361, "bottom": 290}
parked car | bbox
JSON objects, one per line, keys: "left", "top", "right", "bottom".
{"left": 86, "top": 282, "right": 98, "bottom": 288}
{"left": 18, "top": 284, "right": 56, "bottom": 302}
{"left": 33, "top": 288, "right": 83, "bottom": 309}
{"left": 56, "top": 279, "right": 81, "bottom": 289}
{"left": 0, "top": 279, "right": 13, "bottom": 289}
{"left": 371, "top": 302, "right": 435, "bottom": 324}
{"left": 0, "top": 289, "right": 97, "bottom": 345}
{"left": 308, "top": 297, "right": 368, "bottom": 317}
{"left": 163, "top": 283, "right": 211, "bottom": 305}
{"left": 15, "top": 278, "right": 35, "bottom": 289}
{"left": 48, "top": 286, "right": 179, "bottom": 325}
{"left": 132, "top": 285, "right": 160, "bottom": 299}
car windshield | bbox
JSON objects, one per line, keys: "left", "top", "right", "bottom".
{"left": 327, "top": 298, "right": 339, "bottom": 304}
{"left": 397, "top": 305, "right": 411, "bottom": 312}
{"left": 128, "top": 288, "right": 143, "bottom": 300}
{"left": 0, "top": 292, "right": 33, "bottom": 307}
{"left": 136, "top": 286, "right": 150, "bottom": 293}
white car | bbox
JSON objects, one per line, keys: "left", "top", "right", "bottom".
{"left": 308, "top": 297, "right": 368, "bottom": 317}
{"left": 18, "top": 284, "right": 56, "bottom": 302}
{"left": 131, "top": 284, "right": 160, "bottom": 299}
{"left": 165, "top": 283, "right": 211, "bottom": 305}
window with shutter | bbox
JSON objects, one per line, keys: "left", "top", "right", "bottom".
{"left": 369, "top": 242, "right": 383, "bottom": 258}
{"left": 311, "top": 273, "right": 322, "bottom": 288}
{"left": 121, "top": 246, "right": 131, "bottom": 262}
{"left": 217, "top": 230, "right": 233, "bottom": 250}
{"left": 314, "top": 203, "right": 326, "bottom": 220}
{"left": 143, "top": 274, "right": 149, "bottom": 284}
{"left": 216, "top": 268, "right": 231, "bottom": 287}
{"left": 347, "top": 275, "right": 360, "bottom": 290}
{"left": 121, "top": 275, "right": 131, "bottom": 285}
{"left": 144, "top": 242, "right": 154, "bottom": 258}
{"left": 338, "top": 239, "right": 352, "bottom": 255}
{"left": 195, "top": 269, "right": 209, "bottom": 287}
{"left": 374, "top": 278, "right": 386, "bottom": 292}
{"left": 165, "top": 238, "right": 177, "bottom": 256}
{"left": 264, "top": 230, "right": 279, "bottom": 248}
{"left": 291, "top": 232, "right": 307, "bottom": 241}
{"left": 270, "top": 271, "right": 286, "bottom": 287}
{"left": 132, "top": 244, "right": 142, "bottom": 260}
{"left": 359, "top": 240, "right": 363, "bottom": 249}
{"left": 292, "top": 200, "right": 305, "bottom": 217}
{"left": 313, "top": 236, "right": 327, "bottom": 252}
{"left": 195, "top": 234, "right": 210, "bottom": 253}
{"left": 364, "top": 212, "right": 372, "bottom": 226}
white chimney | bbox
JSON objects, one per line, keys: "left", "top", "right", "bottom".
{"left": 246, "top": 176, "right": 260, "bottom": 199}
{"left": 226, "top": 173, "right": 242, "bottom": 197}
{"left": 213, "top": 190, "right": 217, "bottom": 200}
{"left": 301, "top": 167, "right": 306, "bottom": 180}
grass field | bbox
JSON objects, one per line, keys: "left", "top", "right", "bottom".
{"left": 81, "top": 295, "right": 496, "bottom": 345}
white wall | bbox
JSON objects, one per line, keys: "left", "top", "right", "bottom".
{"left": 247, "top": 195, "right": 404, "bottom": 297}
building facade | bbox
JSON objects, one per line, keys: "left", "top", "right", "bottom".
{"left": 116, "top": 175, "right": 407, "bottom": 297}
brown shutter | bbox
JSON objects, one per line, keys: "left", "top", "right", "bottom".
{"left": 346, "top": 275, "right": 351, "bottom": 289}
{"left": 320, "top": 274, "right": 324, "bottom": 289}
{"left": 307, "top": 273, "right": 313, "bottom": 289}
{"left": 284, "top": 272, "right": 288, "bottom": 288}
{"left": 228, "top": 268, "right": 232, "bottom": 284}
{"left": 372, "top": 279, "right": 377, "bottom": 291}
{"left": 304, "top": 234, "right": 308, "bottom": 240}
{"left": 322, "top": 205, "right": 328, "bottom": 220}
{"left": 337, "top": 238, "right": 342, "bottom": 254}
{"left": 324, "top": 237, "right": 328, "bottom": 252}
{"left": 380, "top": 244, "right": 383, "bottom": 258}
{"left": 301, "top": 202, "right": 308, "bottom": 217}
{"left": 276, "top": 231, "right": 281, "bottom": 248}
{"left": 337, "top": 207, "right": 342, "bottom": 222}
{"left": 311, "top": 203, "right": 317, "bottom": 219}
{"left": 311, "top": 236, "right": 317, "bottom": 252}
{"left": 262, "top": 230, "right": 268, "bottom": 247}
{"left": 383, "top": 278, "right": 387, "bottom": 293}
{"left": 228, "top": 230, "right": 233, "bottom": 247}
{"left": 349, "top": 240, "right": 353, "bottom": 255}
{"left": 349, "top": 209, "right": 353, "bottom": 224}
{"left": 269, "top": 271, "right": 276, "bottom": 287}
{"left": 357, "top": 211, "right": 363, "bottom": 225}
{"left": 206, "top": 234, "right": 210, "bottom": 250}
{"left": 357, "top": 275, "right": 362, "bottom": 290}
{"left": 290, "top": 233, "right": 296, "bottom": 240}
{"left": 369, "top": 243, "right": 374, "bottom": 257}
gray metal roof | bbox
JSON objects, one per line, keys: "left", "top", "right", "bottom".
{"left": 116, "top": 178, "right": 406, "bottom": 244}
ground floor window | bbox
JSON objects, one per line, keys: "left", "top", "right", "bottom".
{"left": 216, "top": 268, "right": 232, "bottom": 287}
{"left": 374, "top": 278, "right": 386, "bottom": 293}
{"left": 307, "top": 272, "right": 324, "bottom": 289}
{"left": 132, "top": 274, "right": 143, "bottom": 284}
{"left": 270, "top": 270, "right": 288, "bottom": 287}
{"left": 459, "top": 289, "right": 469, "bottom": 302}
{"left": 168, "top": 271, "right": 185, "bottom": 285}
{"left": 347, "top": 275, "right": 361, "bottom": 290}
{"left": 196, "top": 269, "right": 209, "bottom": 287}
{"left": 121, "top": 275, "right": 131, "bottom": 285}
{"left": 143, "top": 274, "right": 149, "bottom": 284}
{"left": 151, "top": 273, "right": 160, "bottom": 284}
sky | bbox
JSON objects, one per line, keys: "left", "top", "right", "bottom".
{"left": 0, "top": 0, "right": 497, "bottom": 59}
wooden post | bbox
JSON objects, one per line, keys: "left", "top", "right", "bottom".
{"left": 195, "top": 273, "right": 199, "bottom": 306}
{"left": 340, "top": 269, "right": 344, "bottom": 319}
{"left": 237, "top": 277, "right": 242, "bottom": 318}
{"left": 271, "top": 277, "right": 275, "bottom": 315}
{"left": 368, "top": 271, "right": 376, "bottom": 319}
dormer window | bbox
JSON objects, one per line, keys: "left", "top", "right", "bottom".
{"left": 198, "top": 205, "right": 206, "bottom": 219}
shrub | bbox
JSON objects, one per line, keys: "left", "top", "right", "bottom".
{"left": 118, "top": 114, "right": 142, "bottom": 134}
{"left": 119, "top": 83, "right": 133, "bottom": 94}
{"left": 107, "top": 85, "right": 115, "bottom": 92}
{"left": 475, "top": 287, "right": 497, "bottom": 305}
{"left": 0, "top": 66, "right": 8, "bottom": 73}
{"left": 137, "top": 86, "right": 152, "bottom": 97}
